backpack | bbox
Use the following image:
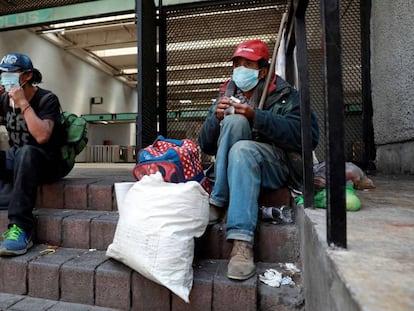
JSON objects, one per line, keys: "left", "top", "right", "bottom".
{"left": 133, "top": 135, "right": 211, "bottom": 193}
{"left": 60, "top": 111, "right": 88, "bottom": 170}
{"left": 40, "top": 93, "right": 88, "bottom": 171}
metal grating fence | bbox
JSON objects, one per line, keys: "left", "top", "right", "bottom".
{"left": 1, "top": 0, "right": 366, "bottom": 164}
{"left": 164, "top": 0, "right": 287, "bottom": 148}
{"left": 164, "top": 0, "right": 365, "bottom": 164}
{"left": 306, "top": 0, "right": 364, "bottom": 164}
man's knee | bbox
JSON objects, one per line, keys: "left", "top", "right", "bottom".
{"left": 17, "top": 145, "right": 41, "bottom": 155}
{"left": 230, "top": 140, "right": 257, "bottom": 153}
{"left": 222, "top": 114, "right": 250, "bottom": 132}
{"left": 15, "top": 145, "right": 42, "bottom": 165}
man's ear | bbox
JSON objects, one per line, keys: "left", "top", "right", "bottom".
{"left": 259, "top": 67, "right": 268, "bottom": 79}
{"left": 23, "top": 71, "right": 33, "bottom": 82}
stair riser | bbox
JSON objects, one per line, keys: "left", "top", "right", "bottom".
{"left": 0, "top": 249, "right": 259, "bottom": 311}
{"left": 38, "top": 179, "right": 119, "bottom": 211}
{"left": 0, "top": 177, "right": 302, "bottom": 311}
{"left": 0, "top": 209, "right": 117, "bottom": 251}
{"left": 38, "top": 180, "right": 292, "bottom": 213}
{"left": 1, "top": 210, "right": 298, "bottom": 263}
{"left": 196, "top": 222, "right": 299, "bottom": 263}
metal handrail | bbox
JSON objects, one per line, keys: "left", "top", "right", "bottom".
{"left": 285, "top": 0, "right": 347, "bottom": 248}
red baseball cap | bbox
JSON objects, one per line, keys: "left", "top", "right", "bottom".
{"left": 229, "top": 39, "right": 270, "bottom": 62}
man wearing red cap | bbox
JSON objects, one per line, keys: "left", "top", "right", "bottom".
{"left": 198, "top": 39, "right": 319, "bottom": 280}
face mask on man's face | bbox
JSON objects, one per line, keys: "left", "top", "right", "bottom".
{"left": 232, "top": 66, "right": 260, "bottom": 92}
{"left": 0, "top": 72, "right": 21, "bottom": 92}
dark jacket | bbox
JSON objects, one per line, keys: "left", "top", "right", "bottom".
{"left": 198, "top": 75, "right": 319, "bottom": 187}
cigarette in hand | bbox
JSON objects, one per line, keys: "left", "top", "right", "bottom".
{"left": 230, "top": 96, "right": 241, "bottom": 104}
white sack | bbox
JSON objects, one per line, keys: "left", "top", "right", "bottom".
{"left": 106, "top": 173, "right": 209, "bottom": 303}
{"left": 275, "top": 28, "right": 287, "bottom": 80}
{"left": 114, "top": 181, "right": 135, "bottom": 208}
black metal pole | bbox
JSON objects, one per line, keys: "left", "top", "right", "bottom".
{"left": 294, "top": 0, "right": 314, "bottom": 208}
{"left": 158, "top": 0, "right": 167, "bottom": 137}
{"left": 360, "top": 0, "right": 375, "bottom": 172}
{"left": 135, "top": 0, "right": 143, "bottom": 154}
{"left": 321, "top": 0, "right": 347, "bottom": 248}
{"left": 136, "top": 0, "right": 158, "bottom": 150}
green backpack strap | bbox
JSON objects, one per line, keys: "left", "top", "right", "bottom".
{"left": 38, "top": 92, "right": 88, "bottom": 171}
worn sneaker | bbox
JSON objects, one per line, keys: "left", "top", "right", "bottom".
{"left": 0, "top": 224, "right": 33, "bottom": 256}
{"left": 227, "top": 240, "right": 256, "bottom": 280}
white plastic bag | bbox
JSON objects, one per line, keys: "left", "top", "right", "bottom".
{"left": 275, "top": 28, "right": 287, "bottom": 80}
{"left": 106, "top": 173, "right": 209, "bottom": 303}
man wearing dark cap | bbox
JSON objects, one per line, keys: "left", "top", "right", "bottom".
{"left": 0, "top": 53, "right": 69, "bottom": 256}
{"left": 198, "top": 39, "right": 319, "bottom": 280}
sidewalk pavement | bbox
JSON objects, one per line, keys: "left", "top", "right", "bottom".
{"left": 302, "top": 173, "right": 414, "bottom": 311}
{"left": 66, "top": 163, "right": 136, "bottom": 179}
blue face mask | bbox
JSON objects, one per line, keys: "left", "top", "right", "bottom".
{"left": 232, "top": 66, "right": 260, "bottom": 92}
{"left": 1, "top": 72, "right": 20, "bottom": 92}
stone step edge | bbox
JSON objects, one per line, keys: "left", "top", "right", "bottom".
{"left": 0, "top": 244, "right": 304, "bottom": 311}
{"left": 0, "top": 293, "right": 121, "bottom": 311}
{"left": 0, "top": 208, "right": 299, "bottom": 263}
{"left": 37, "top": 179, "right": 293, "bottom": 212}
{"left": 37, "top": 178, "right": 125, "bottom": 212}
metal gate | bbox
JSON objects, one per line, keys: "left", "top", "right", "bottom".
{"left": 163, "top": 0, "right": 367, "bottom": 165}
{"left": 0, "top": 0, "right": 370, "bottom": 166}
{"left": 306, "top": 0, "right": 365, "bottom": 164}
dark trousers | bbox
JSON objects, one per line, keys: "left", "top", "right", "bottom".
{"left": 0, "top": 145, "right": 67, "bottom": 233}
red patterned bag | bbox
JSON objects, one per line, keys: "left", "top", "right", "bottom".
{"left": 133, "top": 135, "right": 211, "bottom": 193}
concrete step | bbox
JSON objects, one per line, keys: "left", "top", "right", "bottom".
{"left": 35, "top": 177, "right": 135, "bottom": 212}
{"left": 1, "top": 168, "right": 302, "bottom": 310}
{"left": 0, "top": 293, "right": 120, "bottom": 311}
{"left": 196, "top": 222, "right": 299, "bottom": 263}
{"left": 1, "top": 209, "right": 298, "bottom": 263}
{"left": 0, "top": 244, "right": 304, "bottom": 311}
{"left": 36, "top": 175, "right": 292, "bottom": 213}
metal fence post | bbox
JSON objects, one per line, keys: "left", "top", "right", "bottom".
{"left": 321, "top": 0, "right": 347, "bottom": 248}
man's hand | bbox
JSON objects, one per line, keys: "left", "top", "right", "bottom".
{"left": 232, "top": 102, "right": 255, "bottom": 121}
{"left": 215, "top": 96, "right": 234, "bottom": 120}
{"left": 7, "top": 86, "right": 28, "bottom": 109}
{"left": 215, "top": 96, "right": 255, "bottom": 121}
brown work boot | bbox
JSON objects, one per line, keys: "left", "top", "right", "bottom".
{"left": 227, "top": 240, "right": 255, "bottom": 280}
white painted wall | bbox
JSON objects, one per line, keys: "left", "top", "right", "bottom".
{"left": 89, "top": 123, "right": 136, "bottom": 146}
{"left": 371, "top": 1, "right": 414, "bottom": 173}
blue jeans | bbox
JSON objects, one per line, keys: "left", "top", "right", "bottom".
{"left": 0, "top": 145, "right": 67, "bottom": 233}
{"left": 209, "top": 114, "right": 289, "bottom": 244}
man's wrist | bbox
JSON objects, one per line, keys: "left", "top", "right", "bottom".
{"left": 21, "top": 104, "right": 31, "bottom": 114}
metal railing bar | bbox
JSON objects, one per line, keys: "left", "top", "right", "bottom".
{"left": 293, "top": 0, "right": 315, "bottom": 208}
{"left": 320, "top": 0, "right": 347, "bottom": 248}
